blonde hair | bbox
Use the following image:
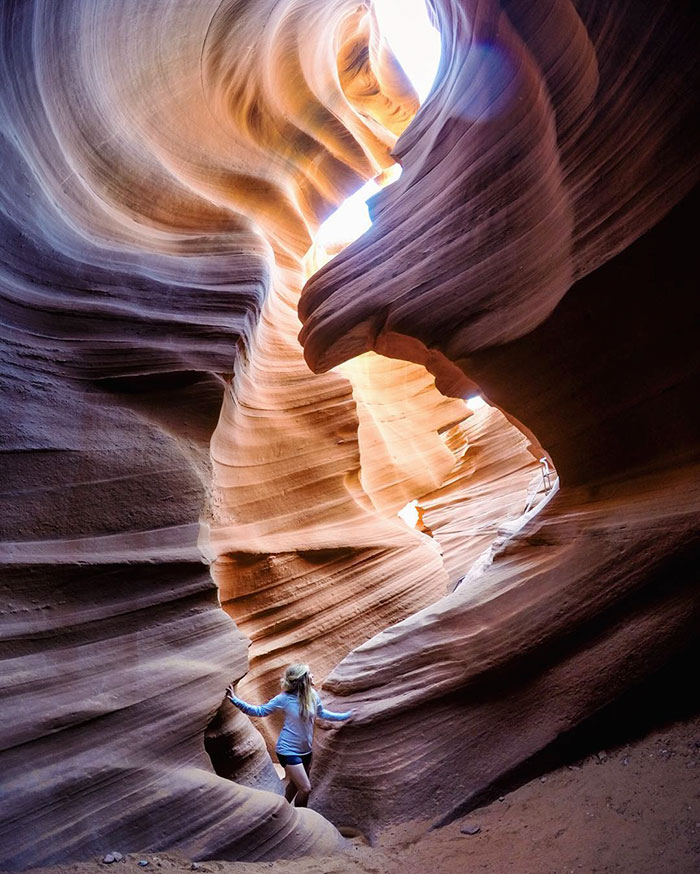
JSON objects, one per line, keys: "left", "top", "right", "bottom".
{"left": 281, "top": 663, "right": 314, "bottom": 720}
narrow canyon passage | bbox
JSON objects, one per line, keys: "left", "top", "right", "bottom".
{"left": 0, "top": 0, "right": 698, "bottom": 870}
{"left": 202, "top": 0, "right": 552, "bottom": 775}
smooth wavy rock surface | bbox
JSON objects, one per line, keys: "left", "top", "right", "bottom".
{"left": 0, "top": 0, "right": 411, "bottom": 865}
{"left": 300, "top": 0, "right": 699, "bottom": 382}
{"left": 313, "top": 464, "right": 700, "bottom": 836}
{"left": 1, "top": 0, "right": 698, "bottom": 867}
{"left": 301, "top": 0, "right": 700, "bottom": 836}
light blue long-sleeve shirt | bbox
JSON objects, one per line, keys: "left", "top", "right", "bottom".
{"left": 229, "top": 689, "right": 351, "bottom": 756}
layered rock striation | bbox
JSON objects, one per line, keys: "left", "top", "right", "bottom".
{"left": 300, "top": 0, "right": 700, "bottom": 836}
{"left": 0, "top": 0, "right": 399, "bottom": 865}
{"left": 1, "top": 0, "right": 698, "bottom": 867}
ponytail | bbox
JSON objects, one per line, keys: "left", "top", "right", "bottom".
{"left": 281, "top": 663, "right": 315, "bottom": 719}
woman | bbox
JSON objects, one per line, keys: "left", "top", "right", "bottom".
{"left": 226, "top": 663, "right": 352, "bottom": 806}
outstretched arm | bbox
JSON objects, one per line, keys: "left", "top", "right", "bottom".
{"left": 315, "top": 692, "right": 353, "bottom": 722}
{"left": 226, "top": 684, "right": 285, "bottom": 718}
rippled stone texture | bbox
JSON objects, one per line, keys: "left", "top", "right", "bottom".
{"left": 301, "top": 0, "right": 700, "bottom": 835}
{"left": 0, "top": 0, "right": 406, "bottom": 865}
{"left": 1, "top": 0, "right": 698, "bottom": 868}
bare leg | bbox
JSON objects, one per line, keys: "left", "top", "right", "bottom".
{"left": 284, "top": 762, "right": 311, "bottom": 807}
{"left": 284, "top": 778, "right": 297, "bottom": 803}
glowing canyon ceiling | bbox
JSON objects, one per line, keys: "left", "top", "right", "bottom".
{"left": 0, "top": 0, "right": 698, "bottom": 868}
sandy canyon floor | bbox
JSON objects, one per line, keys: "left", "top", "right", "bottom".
{"left": 12, "top": 711, "right": 699, "bottom": 874}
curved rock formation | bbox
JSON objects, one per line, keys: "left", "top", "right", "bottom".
{"left": 0, "top": 0, "right": 400, "bottom": 865}
{"left": 300, "top": 0, "right": 699, "bottom": 383}
{"left": 300, "top": 0, "right": 700, "bottom": 837}
{"left": 1, "top": 0, "right": 698, "bottom": 868}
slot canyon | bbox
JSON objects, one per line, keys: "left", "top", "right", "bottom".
{"left": 1, "top": 1, "right": 698, "bottom": 872}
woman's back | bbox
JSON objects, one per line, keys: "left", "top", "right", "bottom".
{"left": 227, "top": 689, "right": 316, "bottom": 754}
{"left": 275, "top": 690, "right": 316, "bottom": 755}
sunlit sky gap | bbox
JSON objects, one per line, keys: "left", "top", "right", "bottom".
{"left": 315, "top": 0, "right": 440, "bottom": 251}
{"left": 398, "top": 499, "right": 420, "bottom": 529}
{"left": 373, "top": 0, "right": 441, "bottom": 104}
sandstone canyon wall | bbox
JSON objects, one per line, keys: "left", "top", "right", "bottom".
{"left": 300, "top": 0, "right": 700, "bottom": 836}
{"left": 1, "top": 0, "right": 699, "bottom": 869}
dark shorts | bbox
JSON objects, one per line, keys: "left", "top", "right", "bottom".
{"left": 277, "top": 752, "right": 312, "bottom": 769}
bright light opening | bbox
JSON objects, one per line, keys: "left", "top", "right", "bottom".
{"left": 398, "top": 499, "right": 420, "bottom": 528}
{"left": 315, "top": 165, "right": 402, "bottom": 253}
{"left": 466, "top": 395, "right": 487, "bottom": 412}
{"left": 373, "top": 0, "right": 441, "bottom": 103}
{"left": 314, "top": 1, "right": 440, "bottom": 253}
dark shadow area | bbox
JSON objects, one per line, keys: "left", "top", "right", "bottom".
{"left": 95, "top": 370, "right": 208, "bottom": 392}
{"left": 95, "top": 371, "right": 226, "bottom": 446}
{"left": 204, "top": 699, "right": 284, "bottom": 795}
{"left": 433, "top": 634, "right": 700, "bottom": 828}
{"left": 465, "top": 183, "right": 700, "bottom": 487}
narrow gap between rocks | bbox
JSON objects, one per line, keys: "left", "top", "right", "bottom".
{"left": 204, "top": 0, "right": 556, "bottom": 815}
